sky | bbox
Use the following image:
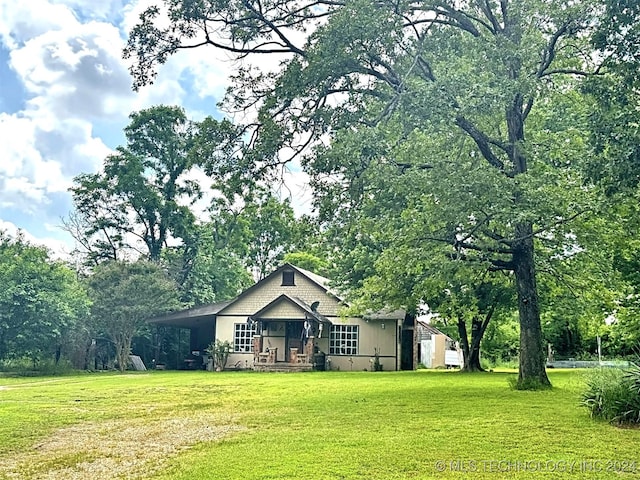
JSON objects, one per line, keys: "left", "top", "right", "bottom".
{"left": 0, "top": 0, "right": 311, "bottom": 258}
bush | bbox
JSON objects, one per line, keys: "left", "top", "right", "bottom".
{"left": 205, "top": 340, "right": 232, "bottom": 371}
{"left": 0, "top": 357, "right": 78, "bottom": 376}
{"left": 581, "top": 366, "right": 640, "bottom": 424}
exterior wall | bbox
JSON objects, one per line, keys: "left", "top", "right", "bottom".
{"left": 212, "top": 269, "right": 402, "bottom": 370}
{"left": 325, "top": 318, "right": 399, "bottom": 371}
{"left": 215, "top": 270, "right": 342, "bottom": 368}
{"left": 216, "top": 315, "right": 252, "bottom": 367}
{"left": 219, "top": 271, "right": 341, "bottom": 317}
{"left": 259, "top": 300, "right": 306, "bottom": 319}
{"left": 416, "top": 323, "right": 461, "bottom": 369}
{"left": 431, "top": 334, "right": 447, "bottom": 368}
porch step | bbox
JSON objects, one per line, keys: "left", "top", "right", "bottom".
{"left": 253, "top": 363, "right": 315, "bottom": 372}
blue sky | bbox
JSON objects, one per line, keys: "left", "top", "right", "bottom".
{"left": 0, "top": 0, "right": 311, "bottom": 257}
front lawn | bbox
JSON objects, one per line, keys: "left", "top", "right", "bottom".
{"left": 0, "top": 370, "right": 638, "bottom": 479}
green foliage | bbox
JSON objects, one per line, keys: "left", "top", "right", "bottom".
{"left": 0, "top": 232, "right": 90, "bottom": 366}
{"left": 122, "top": 0, "right": 640, "bottom": 384}
{"left": 481, "top": 315, "right": 520, "bottom": 365}
{"left": 283, "top": 252, "right": 329, "bottom": 276}
{"left": 163, "top": 224, "right": 252, "bottom": 306}
{"left": 0, "top": 357, "right": 78, "bottom": 376}
{"left": 206, "top": 189, "right": 301, "bottom": 279}
{"left": 581, "top": 366, "right": 640, "bottom": 424}
{"left": 67, "top": 105, "right": 245, "bottom": 265}
{"left": 238, "top": 192, "right": 299, "bottom": 279}
{"left": 205, "top": 339, "right": 232, "bottom": 371}
{"left": 585, "top": 1, "right": 640, "bottom": 195}
{"left": 87, "top": 260, "right": 180, "bottom": 371}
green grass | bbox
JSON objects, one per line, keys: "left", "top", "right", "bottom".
{"left": 0, "top": 370, "right": 639, "bottom": 479}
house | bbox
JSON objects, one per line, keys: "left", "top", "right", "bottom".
{"left": 149, "top": 264, "right": 411, "bottom": 371}
{"left": 415, "top": 321, "right": 463, "bottom": 368}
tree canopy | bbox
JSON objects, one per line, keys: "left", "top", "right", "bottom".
{"left": 123, "top": 0, "right": 629, "bottom": 387}
{"left": 87, "top": 260, "right": 180, "bottom": 371}
{"left": 67, "top": 105, "right": 244, "bottom": 264}
{"left": 0, "top": 232, "right": 90, "bottom": 366}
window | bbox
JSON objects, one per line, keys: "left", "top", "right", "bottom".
{"left": 282, "top": 270, "right": 295, "bottom": 286}
{"left": 234, "top": 323, "right": 257, "bottom": 352}
{"left": 329, "top": 325, "right": 359, "bottom": 355}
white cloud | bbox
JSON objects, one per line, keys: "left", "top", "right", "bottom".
{"left": 0, "top": 219, "right": 72, "bottom": 259}
{"left": 0, "top": 113, "right": 71, "bottom": 209}
{"left": 10, "top": 21, "right": 135, "bottom": 119}
{"left": 0, "top": 0, "right": 315, "bottom": 258}
{"left": 0, "top": 0, "right": 78, "bottom": 49}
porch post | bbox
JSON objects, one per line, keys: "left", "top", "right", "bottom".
{"left": 305, "top": 336, "right": 315, "bottom": 364}
{"left": 252, "top": 335, "right": 262, "bottom": 365}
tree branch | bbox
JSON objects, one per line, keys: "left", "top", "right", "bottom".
{"left": 536, "top": 22, "right": 569, "bottom": 78}
{"left": 241, "top": 0, "right": 307, "bottom": 57}
{"left": 455, "top": 116, "right": 508, "bottom": 173}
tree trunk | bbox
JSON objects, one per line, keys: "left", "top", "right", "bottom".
{"left": 115, "top": 333, "right": 132, "bottom": 372}
{"left": 458, "top": 317, "right": 489, "bottom": 372}
{"left": 467, "top": 319, "right": 484, "bottom": 372}
{"left": 513, "top": 223, "right": 551, "bottom": 388}
{"left": 457, "top": 319, "right": 472, "bottom": 370}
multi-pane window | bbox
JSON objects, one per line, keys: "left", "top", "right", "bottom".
{"left": 329, "top": 325, "right": 359, "bottom": 355}
{"left": 234, "top": 323, "right": 257, "bottom": 352}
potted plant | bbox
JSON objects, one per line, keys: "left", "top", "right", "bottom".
{"left": 205, "top": 340, "right": 232, "bottom": 371}
{"left": 372, "top": 348, "right": 383, "bottom": 371}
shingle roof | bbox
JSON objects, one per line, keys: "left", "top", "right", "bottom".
{"left": 148, "top": 300, "right": 233, "bottom": 328}
{"left": 417, "top": 320, "right": 450, "bottom": 338}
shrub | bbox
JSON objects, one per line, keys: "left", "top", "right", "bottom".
{"left": 205, "top": 340, "right": 232, "bottom": 371}
{"left": 0, "top": 357, "right": 79, "bottom": 376}
{"left": 581, "top": 366, "right": 640, "bottom": 424}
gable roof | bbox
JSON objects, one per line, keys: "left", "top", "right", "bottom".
{"left": 417, "top": 320, "right": 450, "bottom": 338}
{"left": 146, "top": 263, "right": 341, "bottom": 328}
{"left": 250, "top": 293, "right": 332, "bottom": 324}
{"left": 216, "top": 263, "right": 342, "bottom": 315}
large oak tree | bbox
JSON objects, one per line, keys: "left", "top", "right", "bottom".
{"left": 125, "top": 0, "right": 618, "bottom": 387}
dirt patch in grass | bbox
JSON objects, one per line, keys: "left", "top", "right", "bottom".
{"left": 0, "top": 415, "right": 245, "bottom": 479}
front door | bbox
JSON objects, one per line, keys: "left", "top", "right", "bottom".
{"left": 286, "top": 321, "right": 303, "bottom": 361}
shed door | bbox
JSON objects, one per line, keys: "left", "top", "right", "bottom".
{"left": 421, "top": 339, "right": 433, "bottom": 368}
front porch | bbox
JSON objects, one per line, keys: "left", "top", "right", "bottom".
{"left": 251, "top": 334, "right": 326, "bottom": 372}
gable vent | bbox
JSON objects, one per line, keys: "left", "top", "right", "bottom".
{"left": 282, "top": 270, "right": 295, "bottom": 286}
